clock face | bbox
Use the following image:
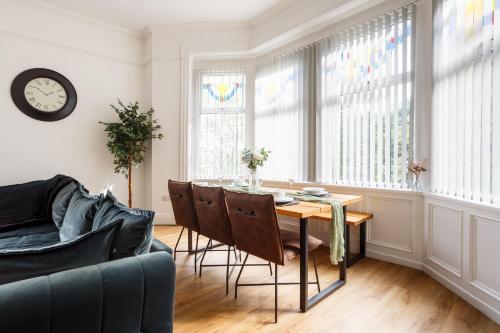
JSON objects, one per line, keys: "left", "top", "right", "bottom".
{"left": 24, "top": 77, "right": 67, "bottom": 112}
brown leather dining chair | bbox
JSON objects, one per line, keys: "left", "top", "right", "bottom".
{"left": 168, "top": 180, "right": 202, "bottom": 273}
{"left": 224, "top": 190, "right": 322, "bottom": 323}
{"left": 192, "top": 185, "right": 238, "bottom": 294}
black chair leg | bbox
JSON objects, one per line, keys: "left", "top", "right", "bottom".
{"left": 312, "top": 254, "right": 320, "bottom": 292}
{"left": 173, "top": 226, "right": 185, "bottom": 261}
{"left": 233, "top": 247, "right": 238, "bottom": 261}
{"left": 226, "top": 245, "right": 231, "bottom": 295}
{"left": 235, "top": 252, "right": 250, "bottom": 299}
{"left": 268, "top": 262, "right": 273, "bottom": 276}
{"left": 199, "top": 239, "right": 212, "bottom": 277}
{"left": 274, "top": 263, "right": 278, "bottom": 323}
{"left": 194, "top": 233, "right": 199, "bottom": 274}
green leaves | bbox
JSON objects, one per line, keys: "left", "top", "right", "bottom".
{"left": 100, "top": 100, "right": 163, "bottom": 176}
{"left": 240, "top": 147, "right": 270, "bottom": 170}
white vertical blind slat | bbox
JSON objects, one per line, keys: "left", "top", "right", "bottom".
{"left": 401, "top": 7, "right": 409, "bottom": 189}
{"left": 493, "top": 0, "right": 500, "bottom": 206}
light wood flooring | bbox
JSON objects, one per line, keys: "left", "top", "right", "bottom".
{"left": 154, "top": 225, "right": 500, "bottom": 333}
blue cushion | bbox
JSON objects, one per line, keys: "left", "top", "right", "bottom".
{"left": 93, "top": 192, "right": 154, "bottom": 259}
{"left": 52, "top": 182, "right": 78, "bottom": 228}
{"left": 0, "top": 223, "right": 60, "bottom": 250}
{"left": 0, "top": 219, "right": 123, "bottom": 285}
{"left": 59, "top": 185, "right": 102, "bottom": 242}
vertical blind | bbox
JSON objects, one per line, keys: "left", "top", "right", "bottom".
{"left": 254, "top": 3, "right": 416, "bottom": 187}
{"left": 317, "top": 4, "right": 416, "bottom": 188}
{"left": 255, "top": 49, "right": 311, "bottom": 181}
{"left": 433, "top": 0, "right": 500, "bottom": 205}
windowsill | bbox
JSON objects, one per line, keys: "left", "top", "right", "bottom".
{"left": 424, "top": 192, "right": 500, "bottom": 214}
{"left": 193, "top": 178, "right": 425, "bottom": 197}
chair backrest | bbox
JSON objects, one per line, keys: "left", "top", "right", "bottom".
{"left": 167, "top": 180, "right": 200, "bottom": 232}
{"left": 192, "top": 185, "right": 234, "bottom": 246}
{"left": 223, "top": 190, "right": 284, "bottom": 265}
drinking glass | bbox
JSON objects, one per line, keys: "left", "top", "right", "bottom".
{"left": 288, "top": 178, "right": 295, "bottom": 190}
{"left": 218, "top": 176, "right": 223, "bottom": 186}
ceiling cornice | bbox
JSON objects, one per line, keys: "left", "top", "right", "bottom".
{"left": 19, "top": 0, "right": 144, "bottom": 39}
{"left": 191, "top": 0, "right": 391, "bottom": 60}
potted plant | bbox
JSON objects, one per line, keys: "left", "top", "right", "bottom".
{"left": 100, "top": 100, "right": 163, "bottom": 207}
{"left": 240, "top": 147, "right": 270, "bottom": 191}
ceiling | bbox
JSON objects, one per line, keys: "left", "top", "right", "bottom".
{"left": 30, "top": 0, "right": 286, "bottom": 32}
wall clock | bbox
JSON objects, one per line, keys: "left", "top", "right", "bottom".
{"left": 11, "top": 68, "right": 77, "bottom": 121}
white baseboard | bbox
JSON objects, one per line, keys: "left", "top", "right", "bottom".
{"left": 154, "top": 213, "right": 175, "bottom": 225}
{"left": 423, "top": 264, "right": 500, "bottom": 325}
{"left": 367, "top": 249, "right": 423, "bottom": 270}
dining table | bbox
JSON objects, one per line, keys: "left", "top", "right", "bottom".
{"left": 186, "top": 186, "right": 363, "bottom": 312}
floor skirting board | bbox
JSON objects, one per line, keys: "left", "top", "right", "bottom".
{"left": 423, "top": 264, "right": 500, "bottom": 325}
{"left": 366, "top": 249, "right": 423, "bottom": 270}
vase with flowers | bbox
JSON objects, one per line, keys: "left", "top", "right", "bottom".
{"left": 240, "top": 147, "right": 270, "bottom": 192}
{"left": 408, "top": 159, "right": 427, "bottom": 191}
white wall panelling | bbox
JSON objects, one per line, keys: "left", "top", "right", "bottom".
{"left": 470, "top": 215, "right": 500, "bottom": 301}
{"left": 427, "top": 204, "right": 463, "bottom": 277}
{"left": 424, "top": 194, "right": 500, "bottom": 324}
{"left": 367, "top": 197, "right": 413, "bottom": 254}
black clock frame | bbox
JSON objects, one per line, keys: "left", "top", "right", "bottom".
{"left": 11, "top": 68, "right": 77, "bottom": 122}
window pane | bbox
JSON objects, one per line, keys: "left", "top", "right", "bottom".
{"left": 194, "top": 71, "right": 246, "bottom": 179}
{"left": 198, "top": 112, "right": 245, "bottom": 179}
{"left": 202, "top": 73, "right": 244, "bottom": 110}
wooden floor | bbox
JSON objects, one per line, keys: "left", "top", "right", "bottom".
{"left": 154, "top": 226, "right": 500, "bottom": 333}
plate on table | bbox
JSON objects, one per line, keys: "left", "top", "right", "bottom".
{"left": 274, "top": 196, "right": 295, "bottom": 205}
{"left": 304, "top": 190, "right": 329, "bottom": 197}
{"left": 302, "top": 187, "right": 325, "bottom": 194}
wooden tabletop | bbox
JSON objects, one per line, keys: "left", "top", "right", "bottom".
{"left": 263, "top": 187, "right": 363, "bottom": 219}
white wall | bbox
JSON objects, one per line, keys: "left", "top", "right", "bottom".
{"left": 0, "top": 0, "right": 147, "bottom": 206}
{"left": 147, "top": 24, "right": 250, "bottom": 223}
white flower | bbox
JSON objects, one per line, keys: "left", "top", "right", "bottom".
{"left": 253, "top": 152, "right": 263, "bottom": 161}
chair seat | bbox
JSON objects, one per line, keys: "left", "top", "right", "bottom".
{"left": 280, "top": 229, "right": 323, "bottom": 262}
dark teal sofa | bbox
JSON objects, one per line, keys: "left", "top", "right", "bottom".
{"left": 0, "top": 175, "right": 175, "bottom": 333}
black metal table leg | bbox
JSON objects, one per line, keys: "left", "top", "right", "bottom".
{"left": 360, "top": 222, "right": 366, "bottom": 257}
{"left": 299, "top": 217, "right": 308, "bottom": 312}
{"left": 300, "top": 206, "right": 347, "bottom": 312}
{"left": 188, "top": 229, "right": 193, "bottom": 254}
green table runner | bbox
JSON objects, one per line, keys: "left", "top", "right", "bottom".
{"left": 286, "top": 192, "right": 344, "bottom": 265}
{"left": 224, "top": 186, "right": 345, "bottom": 265}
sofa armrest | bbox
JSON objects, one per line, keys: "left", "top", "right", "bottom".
{"left": 0, "top": 252, "right": 176, "bottom": 333}
{"left": 150, "top": 237, "right": 173, "bottom": 254}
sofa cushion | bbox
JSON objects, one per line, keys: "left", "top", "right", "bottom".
{"left": 52, "top": 182, "right": 78, "bottom": 228}
{"left": 0, "top": 175, "right": 75, "bottom": 232}
{"left": 59, "top": 186, "right": 102, "bottom": 242}
{"left": 93, "top": 193, "right": 154, "bottom": 259}
{"left": 0, "top": 219, "right": 123, "bottom": 285}
{"left": 0, "top": 223, "right": 60, "bottom": 250}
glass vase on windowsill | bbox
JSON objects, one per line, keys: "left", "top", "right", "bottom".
{"left": 408, "top": 159, "right": 427, "bottom": 192}
{"left": 240, "top": 147, "right": 270, "bottom": 193}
